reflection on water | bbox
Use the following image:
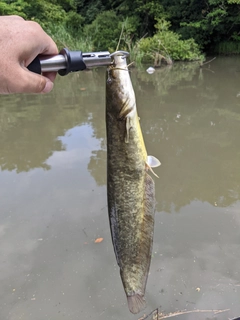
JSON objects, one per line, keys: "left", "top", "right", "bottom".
{"left": 0, "top": 70, "right": 105, "bottom": 172}
{"left": 0, "top": 57, "right": 240, "bottom": 319}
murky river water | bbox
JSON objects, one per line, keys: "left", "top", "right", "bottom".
{"left": 1, "top": 57, "right": 240, "bottom": 320}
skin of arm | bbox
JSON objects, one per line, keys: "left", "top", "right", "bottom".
{"left": 0, "top": 15, "right": 59, "bottom": 94}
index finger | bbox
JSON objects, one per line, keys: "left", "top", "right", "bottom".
{"left": 40, "top": 33, "right": 59, "bottom": 56}
{"left": 23, "top": 21, "right": 59, "bottom": 66}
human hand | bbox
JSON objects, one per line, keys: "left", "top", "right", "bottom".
{"left": 0, "top": 15, "right": 59, "bottom": 94}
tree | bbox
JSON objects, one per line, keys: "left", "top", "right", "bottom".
{"left": 84, "top": 10, "right": 122, "bottom": 50}
{"left": 161, "top": 0, "right": 240, "bottom": 51}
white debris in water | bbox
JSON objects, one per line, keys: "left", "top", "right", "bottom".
{"left": 146, "top": 67, "right": 155, "bottom": 74}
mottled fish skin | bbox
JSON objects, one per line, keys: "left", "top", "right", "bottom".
{"left": 106, "top": 54, "right": 156, "bottom": 314}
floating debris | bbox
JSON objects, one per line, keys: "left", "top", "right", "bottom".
{"left": 94, "top": 238, "right": 103, "bottom": 243}
{"left": 138, "top": 307, "right": 230, "bottom": 320}
{"left": 146, "top": 67, "right": 155, "bottom": 74}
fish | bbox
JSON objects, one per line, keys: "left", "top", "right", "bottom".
{"left": 106, "top": 52, "right": 160, "bottom": 314}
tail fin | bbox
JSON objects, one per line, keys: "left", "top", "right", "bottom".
{"left": 127, "top": 294, "right": 146, "bottom": 314}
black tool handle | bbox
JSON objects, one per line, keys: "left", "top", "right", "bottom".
{"left": 27, "top": 58, "right": 41, "bottom": 74}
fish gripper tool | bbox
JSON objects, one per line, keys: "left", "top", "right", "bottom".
{"left": 27, "top": 48, "right": 112, "bottom": 76}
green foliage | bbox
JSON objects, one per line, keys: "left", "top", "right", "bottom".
{"left": 73, "top": 0, "right": 106, "bottom": 24}
{"left": 116, "top": 17, "right": 141, "bottom": 52}
{"left": 231, "top": 32, "right": 240, "bottom": 41}
{"left": 46, "top": 23, "right": 93, "bottom": 51}
{"left": 138, "top": 19, "right": 203, "bottom": 63}
{"left": 51, "top": 0, "right": 76, "bottom": 11}
{"left": 63, "top": 10, "right": 85, "bottom": 34}
{"left": 84, "top": 10, "right": 122, "bottom": 51}
{"left": 26, "top": 0, "right": 67, "bottom": 26}
{"left": 0, "top": 0, "right": 90, "bottom": 50}
{"left": 101, "top": 0, "right": 165, "bottom": 37}
{"left": 215, "top": 41, "right": 240, "bottom": 54}
{"left": 1, "top": 0, "right": 240, "bottom": 58}
{"left": 0, "top": 0, "right": 29, "bottom": 18}
{"left": 162, "top": 0, "right": 240, "bottom": 52}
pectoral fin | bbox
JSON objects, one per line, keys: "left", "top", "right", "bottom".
{"left": 147, "top": 155, "right": 161, "bottom": 167}
{"left": 146, "top": 155, "right": 161, "bottom": 178}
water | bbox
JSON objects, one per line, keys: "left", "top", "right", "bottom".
{"left": 0, "top": 57, "right": 240, "bottom": 320}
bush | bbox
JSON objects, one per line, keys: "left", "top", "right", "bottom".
{"left": 45, "top": 23, "right": 94, "bottom": 51}
{"left": 83, "top": 10, "right": 123, "bottom": 51}
{"left": 138, "top": 19, "right": 203, "bottom": 63}
{"left": 0, "top": 0, "right": 29, "bottom": 18}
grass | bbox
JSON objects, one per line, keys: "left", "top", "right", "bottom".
{"left": 45, "top": 24, "right": 94, "bottom": 52}
{"left": 215, "top": 41, "right": 240, "bottom": 55}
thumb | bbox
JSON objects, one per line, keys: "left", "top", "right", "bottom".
{"left": 11, "top": 68, "right": 54, "bottom": 94}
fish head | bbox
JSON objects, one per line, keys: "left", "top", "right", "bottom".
{"left": 106, "top": 53, "right": 135, "bottom": 119}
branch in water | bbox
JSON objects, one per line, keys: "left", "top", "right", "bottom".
{"left": 138, "top": 308, "right": 230, "bottom": 320}
{"left": 200, "top": 57, "right": 216, "bottom": 67}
